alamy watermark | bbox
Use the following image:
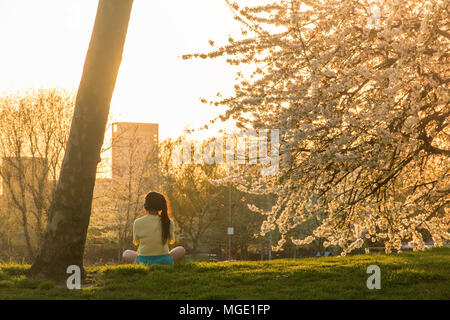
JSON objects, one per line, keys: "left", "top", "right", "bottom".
{"left": 366, "top": 265, "right": 381, "bottom": 289}
{"left": 66, "top": 265, "right": 81, "bottom": 290}
{"left": 366, "top": 3, "right": 381, "bottom": 30}
{"left": 171, "top": 129, "right": 280, "bottom": 176}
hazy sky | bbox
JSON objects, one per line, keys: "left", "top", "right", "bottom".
{"left": 0, "top": 0, "right": 247, "bottom": 139}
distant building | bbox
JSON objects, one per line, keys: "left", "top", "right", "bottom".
{"left": 0, "top": 156, "right": 49, "bottom": 251}
{"left": 0, "top": 156, "right": 48, "bottom": 199}
{"left": 111, "top": 122, "right": 159, "bottom": 179}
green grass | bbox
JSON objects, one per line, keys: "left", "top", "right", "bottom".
{"left": 0, "top": 248, "right": 449, "bottom": 299}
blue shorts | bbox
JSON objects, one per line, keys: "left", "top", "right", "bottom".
{"left": 135, "top": 254, "right": 174, "bottom": 266}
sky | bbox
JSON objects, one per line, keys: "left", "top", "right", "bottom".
{"left": 0, "top": 0, "right": 248, "bottom": 140}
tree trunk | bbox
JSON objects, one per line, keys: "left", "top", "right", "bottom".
{"left": 20, "top": 209, "right": 34, "bottom": 260}
{"left": 29, "top": 0, "right": 133, "bottom": 280}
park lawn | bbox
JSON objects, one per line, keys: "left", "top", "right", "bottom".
{"left": 0, "top": 247, "right": 448, "bottom": 300}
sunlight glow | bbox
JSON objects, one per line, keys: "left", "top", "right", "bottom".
{"left": 0, "top": 0, "right": 245, "bottom": 140}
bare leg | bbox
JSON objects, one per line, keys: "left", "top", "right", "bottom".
{"left": 169, "top": 246, "right": 186, "bottom": 264}
{"left": 122, "top": 249, "right": 138, "bottom": 264}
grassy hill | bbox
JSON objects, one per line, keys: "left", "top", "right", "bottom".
{"left": 0, "top": 247, "right": 449, "bottom": 299}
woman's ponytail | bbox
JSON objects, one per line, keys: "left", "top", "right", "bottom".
{"left": 160, "top": 199, "right": 171, "bottom": 245}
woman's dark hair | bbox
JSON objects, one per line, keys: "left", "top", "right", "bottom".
{"left": 144, "top": 192, "right": 171, "bottom": 245}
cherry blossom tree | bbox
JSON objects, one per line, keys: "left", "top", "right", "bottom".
{"left": 185, "top": 0, "right": 449, "bottom": 254}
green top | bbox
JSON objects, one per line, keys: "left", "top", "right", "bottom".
{"left": 133, "top": 215, "right": 175, "bottom": 256}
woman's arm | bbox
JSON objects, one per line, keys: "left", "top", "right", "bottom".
{"left": 169, "top": 220, "right": 175, "bottom": 245}
{"left": 133, "top": 221, "right": 140, "bottom": 246}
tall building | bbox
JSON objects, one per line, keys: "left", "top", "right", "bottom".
{"left": 111, "top": 122, "right": 159, "bottom": 179}
{"left": 0, "top": 156, "right": 48, "bottom": 199}
{"left": 0, "top": 156, "right": 49, "bottom": 251}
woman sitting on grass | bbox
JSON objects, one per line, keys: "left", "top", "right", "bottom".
{"left": 122, "top": 192, "right": 185, "bottom": 265}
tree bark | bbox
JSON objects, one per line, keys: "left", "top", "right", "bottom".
{"left": 29, "top": 0, "right": 133, "bottom": 280}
